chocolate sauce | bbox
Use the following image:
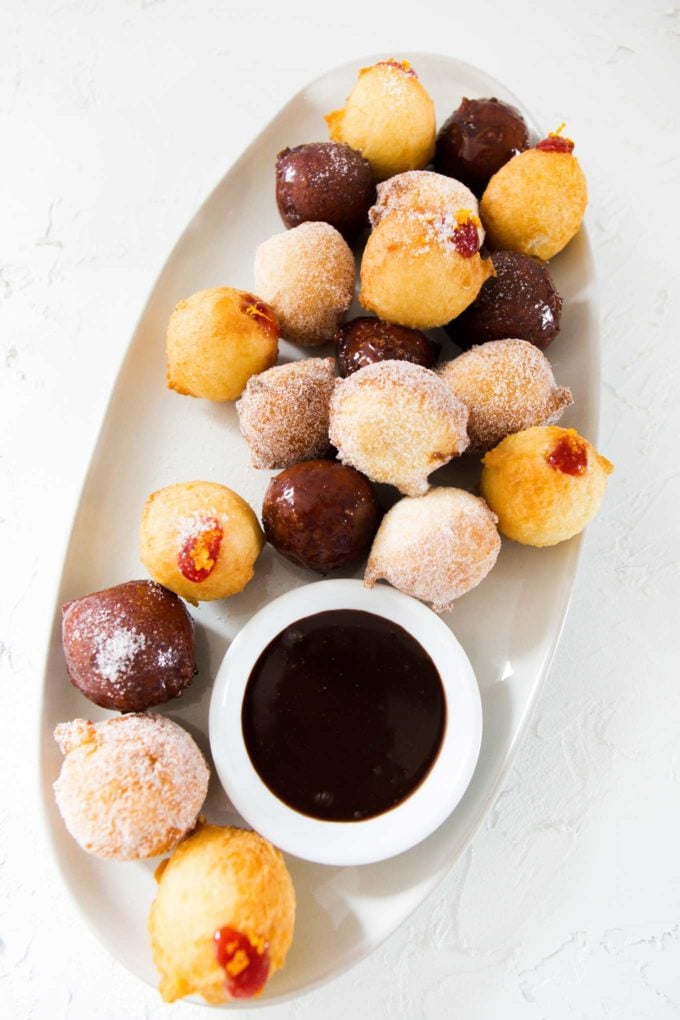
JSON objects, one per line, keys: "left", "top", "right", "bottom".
{"left": 241, "top": 610, "right": 445, "bottom": 822}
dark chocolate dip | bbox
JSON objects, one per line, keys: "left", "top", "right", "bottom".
{"left": 242, "top": 610, "right": 446, "bottom": 822}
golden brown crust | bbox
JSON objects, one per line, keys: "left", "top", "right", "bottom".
{"left": 166, "top": 288, "right": 279, "bottom": 401}
{"left": 480, "top": 149, "right": 587, "bottom": 260}
{"left": 148, "top": 823, "right": 295, "bottom": 1004}
{"left": 140, "top": 481, "right": 264, "bottom": 602}
{"left": 325, "top": 60, "right": 435, "bottom": 181}
{"left": 480, "top": 426, "right": 613, "bottom": 546}
{"left": 359, "top": 212, "right": 494, "bottom": 328}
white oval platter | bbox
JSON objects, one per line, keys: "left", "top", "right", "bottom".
{"left": 39, "top": 52, "right": 599, "bottom": 1007}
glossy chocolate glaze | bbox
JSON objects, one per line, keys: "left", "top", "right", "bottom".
{"left": 242, "top": 610, "right": 446, "bottom": 821}
{"left": 275, "top": 142, "right": 375, "bottom": 240}
{"left": 62, "top": 580, "right": 195, "bottom": 712}
{"left": 262, "top": 460, "right": 381, "bottom": 573}
{"left": 435, "top": 97, "right": 529, "bottom": 195}
{"left": 336, "top": 316, "right": 440, "bottom": 377}
{"left": 445, "top": 250, "right": 562, "bottom": 351}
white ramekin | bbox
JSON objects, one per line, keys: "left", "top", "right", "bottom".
{"left": 208, "top": 579, "right": 482, "bottom": 866}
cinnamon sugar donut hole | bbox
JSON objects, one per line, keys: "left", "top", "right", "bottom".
{"left": 53, "top": 714, "right": 209, "bottom": 860}
{"left": 438, "top": 339, "right": 573, "bottom": 452}
{"left": 325, "top": 59, "right": 436, "bottom": 181}
{"left": 166, "top": 287, "right": 279, "bottom": 401}
{"left": 329, "top": 361, "right": 469, "bottom": 497}
{"left": 254, "top": 222, "right": 355, "bottom": 346}
{"left": 236, "top": 358, "right": 335, "bottom": 470}
{"left": 365, "top": 488, "right": 501, "bottom": 613}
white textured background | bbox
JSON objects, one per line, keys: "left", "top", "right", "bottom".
{"left": 2, "top": 1, "right": 679, "bottom": 1017}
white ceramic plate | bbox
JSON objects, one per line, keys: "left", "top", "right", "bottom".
{"left": 39, "top": 52, "right": 599, "bottom": 1006}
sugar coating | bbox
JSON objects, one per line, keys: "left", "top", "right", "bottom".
{"left": 365, "top": 488, "right": 501, "bottom": 613}
{"left": 236, "top": 358, "right": 335, "bottom": 469}
{"left": 254, "top": 222, "right": 354, "bottom": 346}
{"left": 401, "top": 208, "right": 479, "bottom": 258}
{"left": 65, "top": 583, "right": 165, "bottom": 682}
{"left": 329, "top": 361, "right": 469, "bottom": 496}
{"left": 438, "top": 339, "right": 573, "bottom": 451}
{"left": 66, "top": 599, "right": 147, "bottom": 686}
{"left": 370, "top": 170, "right": 484, "bottom": 246}
{"left": 53, "top": 714, "right": 209, "bottom": 860}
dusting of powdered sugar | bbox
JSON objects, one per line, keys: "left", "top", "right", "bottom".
{"left": 370, "top": 170, "right": 482, "bottom": 238}
{"left": 175, "top": 509, "right": 224, "bottom": 546}
{"left": 66, "top": 600, "right": 147, "bottom": 688}
{"left": 61, "top": 581, "right": 194, "bottom": 710}
{"left": 93, "top": 626, "right": 146, "bottom": 682}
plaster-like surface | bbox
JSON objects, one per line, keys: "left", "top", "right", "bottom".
{"left": 1, "top": 2, "right": 678, "bottom": 1017}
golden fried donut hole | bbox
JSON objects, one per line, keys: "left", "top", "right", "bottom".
{"left": 166, "top": 287, "right": 279, "bottom": 401}
{"left": 359, "top": 210, "right": 494, "bottom": 329}
{"left": 148, "top": 823, "right": 295, "bottom": 1004}
{"left": 438, "top": 339, "right": 573, "bottom": 452}
{"left": 365, "top": 488, "right": 500, "bottom": 613}
{"left": 325, "top": 59, "right": 436, "bottom": 181}
{"left": 480, "top": 142, "right": 587, "bottom": 260}
{"left": 480, "top": 426, "right": 613, "bottom": 546}
{"left": 329, "top": 361, "right": 469, "bottom": 496}
{"left": 140, "top": 481, "right": 264, "bottom": 603}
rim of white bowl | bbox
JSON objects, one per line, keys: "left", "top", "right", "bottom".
{"left": 208, "top": 579, "right": 482, "bottom": 867}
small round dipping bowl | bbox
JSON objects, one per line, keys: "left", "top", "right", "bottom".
{"left": 209, "top": 579, "right": 482, "bottom": 866}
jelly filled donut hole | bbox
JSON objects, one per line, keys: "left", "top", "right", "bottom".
{"left": 140, "top": 481, "right": 264, "bottom": 604}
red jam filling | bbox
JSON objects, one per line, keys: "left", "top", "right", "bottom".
{"left": 535, "top": 135, "right": 574, "bottom": 154}
{"left": 214, "top": 927, "right": 270, "bottom": 999}
{"left": 451, "top": 219, "right": 481, "bottom": 258}
{"left": 377, "top": 58, "right": 416, "bottom": 77}
{"left": 546, "top": 434, "right": 588, "bottom": 475}
{"left": 241, "top": 294, "right": 278, "bottom": 337}
{"left": 177, "top": 518, "right": 223, "bottom": 582}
